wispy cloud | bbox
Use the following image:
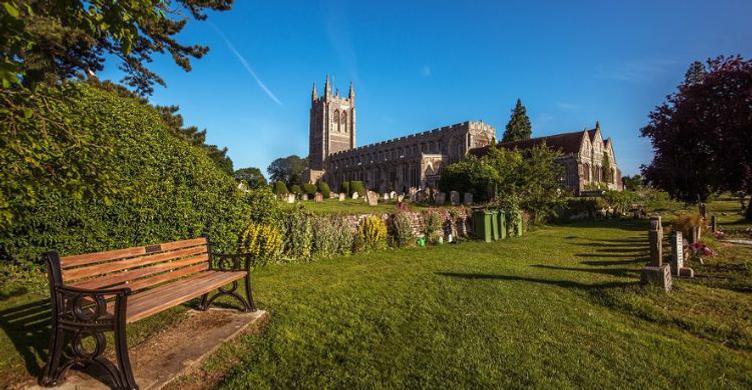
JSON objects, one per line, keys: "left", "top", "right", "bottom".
{"left": 421, "top": 66, "right": 432, "bottom": 77}
{"left": 209, "top": 23, "right": 283, "bottom": 106}
{"left": 557, "top": 102, "right": 579, "bottom": 110}
{"left": 595, "top": 59, "right": 676, "bottom": 83}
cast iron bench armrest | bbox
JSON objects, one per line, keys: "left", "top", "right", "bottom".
{"left": 56, "top": 284, "right": 132, "bottom": 297}
{"left": 211, "top": 252, "right": 254, "bottom": 271}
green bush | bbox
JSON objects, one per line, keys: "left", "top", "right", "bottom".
{"left": 312, "top": 216, "right": 353, "bottom": 258}
{"left": 317, "top": 181, "right": 331, "bottom": 198}
{"left": 302, "top": 183, "right": 317, "bottom": 196}
{"left": 290, "top": 184, "right": 301, "bottom": 195}
{"left": 350, "top": 181, "right": 366, "bottom": 197}
{"left": 355, "top": 215, "right": 387, "bottom": 252}
{"left": 604, "top": 190, "right": 639, "bottom": 214}
{"left": 390, "top": 212, "right": 415, "bottom": 247}
{"left": 340, "top": 181, "right": 351, "bottom": 196}
{"left": 282, "top": 206, "right": 313, "bottom": 261}
{"left": 0, "top": 84, "right": 263, "bottom": 268}
{"left": 238, "top": 222, "right": 284, "bottom": 265}
{"left": 274, "top": 181, "right": 289, "bottom": 195}
{"left": 423, "top": 210, "right": 444, "bottom": 243}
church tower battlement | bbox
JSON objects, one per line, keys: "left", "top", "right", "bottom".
{"left": 308, "top": 75, "right": 356, "bottom": 172}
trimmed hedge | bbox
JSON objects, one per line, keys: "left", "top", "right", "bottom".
{"left": 0, "top": 83, "right": 273, "bottom": 266}
{"left": 340, "top": 181, "right": 350, "bottom": 196}
{"left": 302, "top": 183, "right": 317, "bottom": 196}
{"left": 350, "top": 181, "right": 366, "bottom": 197}
{"left": 290, "top": 184, "right": 301, "bottom": 195}
{"left": 317, "top": 181, "right": 331, "bottom": 198}
{"left": 274, "top": 181, "right": 289, "bottom": 195}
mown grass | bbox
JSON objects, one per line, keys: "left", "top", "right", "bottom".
{"left": 173, "top": 219, "right": 751, "bottom": 388}
{"left": 2, "top": 218, "right": 750, "bottom": 388}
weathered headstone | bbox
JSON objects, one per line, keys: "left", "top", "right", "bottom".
{"left": 382, "top": 193, "right": 389, "bottom": 201}
{"left": 338, "top": 193, "right": 346, "bottom": 201}
{"left": 670, "top": 231, "right": 694, "bottom": 278}
{"left": 711, "top": 215, "right": 718, "bottom": 233}
{"left": 397, "top": 194, "right": 404, "bottom": 202}
{"left": 366, "top": 191, "right": 378, "bottom": 206}
{"left": 301, "top": 194, "right": 309, "bottom": 201}
{"left": 435, "top": 192, "right": 446, "bottom": 205}
{"left": 389, "top": 191, "right": 397, "bottom": 199}
{"left": 408, "top": 188, "right": 418, "bottom": 202}
{"left": 699, "top": 202, "right": 707, "bottom": 219}
{"left": 352, "top": 192, "right": 359, "bottom": 200}
{"left": 416, "top": 189, "right": 428, "bottom": 203}
{"left": 314, "top": 192, "right": 323, "bottom": 202}
{"left": 640, "top": 215, "right": 672, "bottom": 291}
{"left": 450, "top": 191, "right": 460, "bottom": 206}
{"left": 286, "top": 194, "right": 296, "bottom": 204}
{"left": 463, "top": 192, "right": 473, "bottom": 206}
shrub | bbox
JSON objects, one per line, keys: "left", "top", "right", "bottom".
{"left": 274, "top": 181, "right": 289, "bottom": 195}
{"left": 237, "top": 222, "right": 284, "bottom": 265}
{"left": 290, "top": 184, "right": 302, "bottom": 195}
{"left": 302, "top": 183, "right": 317, "bottom": 196}
{"left": 557, "top": 197, "right": 608, "bottom": 220}
{"left": 674, "top": 213, "right": 705, "bottom": 238}
{"left": 604, "top": 190, "right": 639, "bottom": 214}
{"left": 390, "top": 212, "right": 415, "bottom": 247}
{"left": 0, "top": 83, "right": 259, "bottom": 266}
{"left": 507, "top": 203, "right": 524, "bottom": 237}
{"left": 340, "top": 181, "right": 351, "bottom": 196}
{"left": 282, "top": 207, "right": 313, "bottom": 261}
{"left": 423, "top": 209, "right": 444, "bottom": 243}
{"left": 318, "top": 181, "right": 331, "bottom": 198}
{"left": 355, "top": 215, "right": 387, "bottom": 252}
{"left": 312, "top": 216, "right": 353, "bottom": 258}
{"left": 350, "top": 181, "right": 366, "bottom": 197}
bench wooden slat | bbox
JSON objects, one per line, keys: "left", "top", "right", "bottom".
{"left": 71, "top": 253, "right": 209, "bottom": 290}
{"left": 123, "top": 270, "right": 246, "bottom": 323}
{"left": 63, "top": 245, "right": 207, "bottom": 283}
{"left": 124, "top": 263, "right": 209, "bottom": 293}
{"left": 60, "top": 237, "right": 208, "bottom": 269}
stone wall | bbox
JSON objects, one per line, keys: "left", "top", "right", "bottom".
{"left": 334, "top": 208, "right": 473, "bottom": 238}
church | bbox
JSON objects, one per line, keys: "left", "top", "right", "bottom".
{"left": 304, "top": 76, "right": 621, "bottom": 194}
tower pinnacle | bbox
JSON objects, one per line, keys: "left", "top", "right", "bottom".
{"left": 325, "top": 74, "right": 331, "bottom": 96}
{"left": 311, "top": 82, "right": 317, "bottom": 100}
{"left": 349, "top": 82, "right": 355, "bottom": 101}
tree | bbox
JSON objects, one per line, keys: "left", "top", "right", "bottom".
{"left": 273, "top": 181, "right": 289, "bottom": 196}
{"left": 621, "top": 175, "right": 644, "bottom": 191}
{"left": 234, "top": 168, "right": 267, "bottom": 189}
{"left": 641, "top": 56, "right": 752, "bottom": 220}
{"left": 684, "top": 61, "right": 707, "bottom": 86}
{"left": 1, "top": 0, "right": 233, "bottom": 95}
{"left": 517, "top": 144, "right": 565, "bottom": 223}
{"left": 438, "top": 157, "right": 498, "bottom": 201}
{"left": 267, "top": 155, "right": 307, "bottom": 186}
{"left": 501, "top": 99, "right": 532, "bottom": 143}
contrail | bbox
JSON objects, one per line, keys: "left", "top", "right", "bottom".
{"left": 209, "top": 23, "right": 283, "bottom": 106}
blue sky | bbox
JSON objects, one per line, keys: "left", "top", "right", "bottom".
{"left": 100, "top": 0, "right": 752, "bottom": 176}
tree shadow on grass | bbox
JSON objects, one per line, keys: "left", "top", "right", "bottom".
{"left": 436, "top": 272, "right": 636, "bottom": 290}
{"left": 0, "top": 299, "right": 51, "bottom": 379}
{"left": 581, "top": 259, "right": 646, "bottom": 266}
{"left": 531, "top": 264, "right": 641, "bottom": 278}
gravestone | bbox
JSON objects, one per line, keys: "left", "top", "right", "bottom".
{"left": 450, "top": 191, "right": 460, "bottom": 206}
{"left": 301, "top": 194, "right": 309, "bottom": 201}
{"left": 338, "top": 193, "right": 346, "bottom": 201}
{"left": 382, "top": 193, "right": 389, "bottom": 201}
{"left": 314, "top": 192, "right": 324, "bottom": 202}
{"left": 711, "top": 215, "right": 718, "bottom": 233}
{"left": 699, "top": 202, "right": 707, "bottom": 219}
{"left": 670, "top": 231, "right": 694, "bottom": 278}
{"left": 286, "top": 194, "right": 296, "bottom": 204}
{"left": 640, "top": 215, "right": 672, "bottom": 291}
{"left": 408, "top": 188, "right": 418, "bottom": 202}
{"left": 416, "top": 189, "right": 428, "bottom": 203}
{"left": 434, "top": 192, "right": 446, "bottom": 205}
{"left": 463, "top": 192, "right": 473, "bottom": 206}
{"left": 366, "top": 191, "right": 378, "bottom": 206}
{"left": 389, "top": 191, "right": 397, "bottom": 199}
{"left": 397, "top": 194, "right": 404, "bottom": 202}
{"left": 352, "top": 192, "right": 359, "bottom": 200}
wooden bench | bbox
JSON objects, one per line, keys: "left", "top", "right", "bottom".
{"left": 38, "top": 237, "right": 256, "bottom": 389}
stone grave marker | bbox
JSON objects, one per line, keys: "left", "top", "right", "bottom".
{"left": 314, "top": 192, "right": 324, "bottom": 202}
{"left": 640, "top": 215, "right": 672, "bottom": 291}
{"left": 397, "top": 194, "right": 404, "bottom": 202}
{"left": 352, "top": 192, "right": 359, "bottom": 200}
{"left": 338, "top": 193, "right": 346, "bottom": 201}
{"left": 450, "top": 191, "right": 460, "bottom": 206}
{"left": 301, "top": 194, "right": 309, "bottom": 201}
{"left": 389, "top": 191, "right": 397, "bottom": 199}
{"left": 699, "top": 202, "right": 707, "bottom": 219}
{"left": 382, "top": 193, "right": 389, "bottom": 201}
{"left": 463, "top": 192, "right": 473, "bottom": 206}
{"left": 670, "top": 231, "right": 694, "bottom": 278}
{"left": 286, "top": 194, "right": 296, "bottom": 204}
{"left": 711, "top": 215, "right": 718, "bottom": 233}
{"left": 435, "top": 192, "right": 446, "bottom": 205}
{"left": 366, "top": 191, "right": 378, "bottom": 206}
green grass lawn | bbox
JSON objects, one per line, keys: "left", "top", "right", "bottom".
{"left": 2, "top": 219, "right": 750, "bottom": 388}
{"left": 292, "top": 197, "right": 431, "bottom": 215}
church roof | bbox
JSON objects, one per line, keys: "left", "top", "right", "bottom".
{"left": 470, "top": 129, "right": 595, "bottom": 158}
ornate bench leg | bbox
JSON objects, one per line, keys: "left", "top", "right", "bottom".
{"left": 198, "top": 293, "right": 209, "bottom": 311}
{"left": 244, "top": 273, "right": 257, "bottom": 312}
{"left": 114, "top": 297, "right": 138, "bottom": 390}
{"left": 39, "top": 327, "right": 66, "bottom": 386}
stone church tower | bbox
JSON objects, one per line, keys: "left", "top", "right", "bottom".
{"left": 306, "top": 75, "right": 356, "bottom": 183}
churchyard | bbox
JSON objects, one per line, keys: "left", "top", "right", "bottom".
{"left": 1, "top": 198, "right": 751, "bottom": 388}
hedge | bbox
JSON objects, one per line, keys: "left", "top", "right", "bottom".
{"left": 302, "top": 183, "right": 317, "bottom": 196}
{"left": 274, "top": 181, "right": 289, "bottom": 195}
{"left": 317, "top": 181, "right": 331, "bottom": 198}
{"left": 0, "top": 83, "right": 274, "bottom": 266}
{"left": 350, "top": 181, "right": 366, "bottom": 197}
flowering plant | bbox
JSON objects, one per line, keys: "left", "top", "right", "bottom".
{"left": 687, "top": 242, "right": 715, "bottom": 264}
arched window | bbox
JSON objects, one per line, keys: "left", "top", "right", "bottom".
{"left": 333, "top": 110, "right": 340, "bottom": 131}
{"left": 584, "top": 163, "right": 591, "bottom": 181}
{"left": 340, "top": 111, "right": 347, "bottom": 132}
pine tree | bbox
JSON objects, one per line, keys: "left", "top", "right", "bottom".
{"left": 502, "top": 99, "right": 532, "bottom": 143}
